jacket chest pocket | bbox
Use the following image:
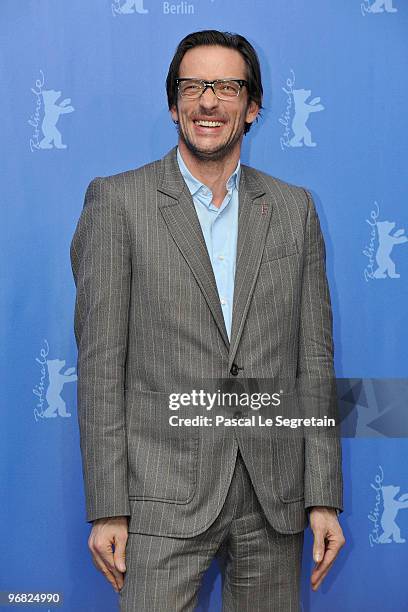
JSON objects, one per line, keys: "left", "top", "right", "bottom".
{"left": 255, "top": 242, "right": 301, "bottom": 307}
{"left": 261, "top": 241, "right": 298, "bottom": 264}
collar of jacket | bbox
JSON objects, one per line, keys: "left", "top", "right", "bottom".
{"left": 157, "top": 145, "right": 265, "bottom": 202}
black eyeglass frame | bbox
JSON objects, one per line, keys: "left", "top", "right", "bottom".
{"left": 176, "top": 78, "right": 248, "bottom": 99}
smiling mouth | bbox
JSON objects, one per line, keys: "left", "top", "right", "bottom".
{"left": 193, "top": 119, "right": 224, "bottom": 128}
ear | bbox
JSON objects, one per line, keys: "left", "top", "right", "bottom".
{"left": 245, "top": 100, "right": 260, "bottom": 126}
{"left": 170, "top": 104, "right": 179, "bottom": 123}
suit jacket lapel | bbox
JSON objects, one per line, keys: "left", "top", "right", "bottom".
{"left": 156, "top": 146, "right": 274, "bottom": 363}
{"left": 229, "top": 166, "right": 271, "bottom": 369}
{"left": 157, "top": 147, "right": 230, "bottom": 349}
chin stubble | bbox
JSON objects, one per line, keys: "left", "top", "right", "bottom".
{"left": 176, "top": 121, "right": 244, "bottom": 162}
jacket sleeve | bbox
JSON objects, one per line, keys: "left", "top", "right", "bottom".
{"left": 297, "top": 189, "right": 344, "bottom": 515}
{"left": 70, "top": 177, "right": 131, "bottom": 523}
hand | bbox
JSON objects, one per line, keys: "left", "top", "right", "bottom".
{"left": 309, "top": 507, "right": 345, "bottom": 591}
{"left": 88, "top": 516, "right": 129, "bottom": 593}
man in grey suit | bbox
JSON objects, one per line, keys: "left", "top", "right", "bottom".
{"left": 70, "top": 30, "right": 345, "bottom": 611}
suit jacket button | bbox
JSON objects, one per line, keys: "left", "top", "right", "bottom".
{"left": 230, "top": 363, "right": 239, "bottom": 376}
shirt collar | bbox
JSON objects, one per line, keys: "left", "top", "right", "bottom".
{"left": 176, "top": 146, "right": 241, "bottom": 197}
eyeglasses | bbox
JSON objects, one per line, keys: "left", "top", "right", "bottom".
{"left": 176, "top": 78, "right": 248, "bottom": 100}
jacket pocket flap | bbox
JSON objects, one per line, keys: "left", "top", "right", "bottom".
{"left": 262, "top": 241, "right": 298, "bottom": 263}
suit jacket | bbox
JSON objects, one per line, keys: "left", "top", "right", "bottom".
{"left": 70, "top": 145, "right": 343, "bottom": 537}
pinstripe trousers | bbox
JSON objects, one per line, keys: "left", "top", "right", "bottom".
{"left": 119, "top": 449, "right": 304, "bottom": 611}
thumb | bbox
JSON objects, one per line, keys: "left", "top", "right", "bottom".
{"left": 313, "top": 531, "right": 325, "bottom": 563}
{"left": 113, "top": 538, "right": 127, "bottom": 573}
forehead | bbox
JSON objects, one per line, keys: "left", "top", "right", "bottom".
{"left": 178, "top": 45, "right": 247, "bottom": 79}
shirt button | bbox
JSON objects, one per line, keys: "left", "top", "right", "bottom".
{"left": 218, "top": 255, "right": 224, "bottom": 261}
{"left": 220, "top": 298, "right": 227, "bottom": 306}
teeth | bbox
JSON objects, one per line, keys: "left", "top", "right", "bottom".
{"left": 194, "top": 120, "right": 223, "bottom": 127}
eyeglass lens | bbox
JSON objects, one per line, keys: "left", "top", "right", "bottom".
{"left": 179, "top": 80, "right": 241, "bottom": 99}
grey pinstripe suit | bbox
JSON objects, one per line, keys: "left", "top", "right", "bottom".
{"left": 70, "top": 145, "right": 343, "bottom": 544}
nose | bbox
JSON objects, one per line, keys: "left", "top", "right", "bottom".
{"left": 199, "top": 86, "right": 219, "bottom": 109}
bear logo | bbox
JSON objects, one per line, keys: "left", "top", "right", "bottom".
{"left": 112, "top": 0, "right": 148, "bottom": 15}
{"left": 289, "top": 89, "right": 324, "bottom": 148}
{"left": 39, "top": 89, "right": 74, "bottom": 150}
{"left": 373, "top": 220, "right": 407, "bottom": 279}
{"left": 362, "top": 0, "right": 397, "bottom": 14}
{"left": 42, "top": 359, "right": 77, "bottom": 418}
{"left": 378, "top": 485, "right": 408, "bottom": 544}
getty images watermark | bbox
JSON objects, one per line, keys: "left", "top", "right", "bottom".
{"left": 167, "top": 389, "right": 337, "bottom": 428}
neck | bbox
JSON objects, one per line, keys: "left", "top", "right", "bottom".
{"left": 178, "top": 140, "right": 240, "bottom": 207}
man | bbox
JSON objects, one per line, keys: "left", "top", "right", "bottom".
{"left": 70, "top": 30, "right": 345, "bottom": 611}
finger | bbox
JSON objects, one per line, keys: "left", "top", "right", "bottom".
{"left": 312, "top": 530, "right": 326, "bottom": 563}
{"left": 311, "top": 555, "right": 334, "bottom": 582}
{"left": 314, "top": 529, "right": 344, "bottom": 565}
{"left": 310, "top": 527, "right": 345, "bottom": 591}
{"left": 97, "top": 541, "right": 125, "bottom": 586}
{"left": 312, "top": 559, "right": 336, "bottom": 591}
{"left": 91, "top": 552, "right": 121, "bottom": 592}
{"left": 90, "top": 535, "right": 123, "bottom": 590}
{"left": 311, "top": 542, "right": 341, "bottom": 590}
{"left": 113, "top": 533, "right": 128, "bottom": 573}
{"left": 311, "top": 543, "right": 338, "bottom": 582}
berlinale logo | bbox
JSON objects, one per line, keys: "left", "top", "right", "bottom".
{"left": 369, "top": 466, "right": 408, "bottom": 547}
{"left": 363, "top": 201, "right": 407, "bottom": 281}
{"left": 361, "top": 0, "right": 398, "bottom": 15}
{"left": 112, "top": 0, "right": 148, "bottom": 14}
{"left": 28, "top": 70, "right": 74, "bottom": 152}
{"left": 33, "top": 339, "right": 77, "bottom": 421}
{"left": 279, "top": 69, "right": 324, "bottom": 150}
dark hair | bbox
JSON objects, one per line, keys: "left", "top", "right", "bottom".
{"left": 166, "top": 30, "right": 263, "bottom": 135}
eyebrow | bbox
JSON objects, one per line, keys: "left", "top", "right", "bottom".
{"left": 178, "top": 77, "right": 246, "bottom": 80}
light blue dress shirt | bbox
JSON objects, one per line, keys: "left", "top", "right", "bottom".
{"left": 177, "top": 147, "right": 241, "bottom": 340}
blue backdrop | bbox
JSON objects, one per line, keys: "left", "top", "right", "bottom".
{"left": 2, "top": 1, "right": 408, "bottom": 610}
